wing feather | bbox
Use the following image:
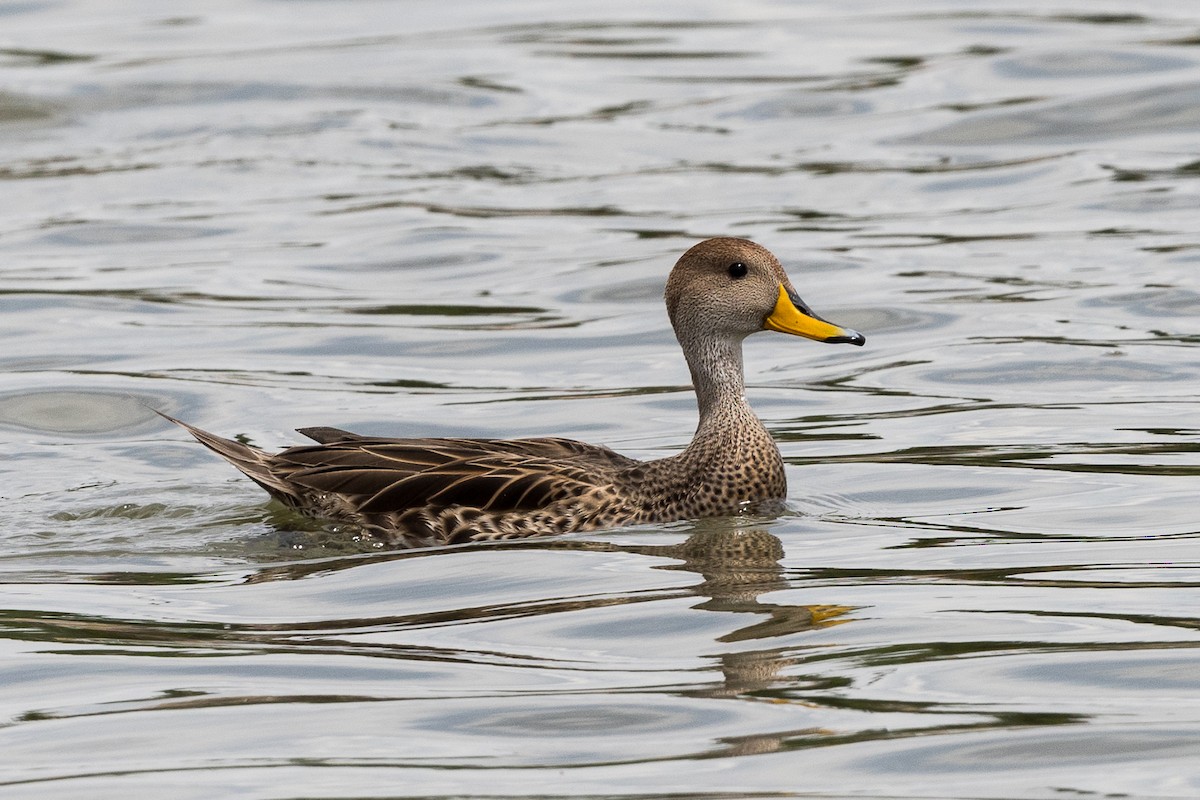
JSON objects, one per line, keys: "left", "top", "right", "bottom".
{"left": 164, "top": 411, "right": 634, "bottom": 522}
{"left": 268, "top": 437, "right": 622, "bottom": 516}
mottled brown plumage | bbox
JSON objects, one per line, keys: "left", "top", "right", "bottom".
{"left": 163, "top": 238, "right": 864, "bottom": 547}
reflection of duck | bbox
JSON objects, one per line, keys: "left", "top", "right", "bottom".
{"left": 640, "top": 527, "right": 852, "bottom": 642}
{"left": 163, "top": 238, "right": 863, "bottom": 546}
{"left": 243, "top": 526, "right": 853, "bottom": 659}
{"left": 638, "top": 527, "right": 854, "bottom": 711}
{"left": 245, "top": 525, "right": 855, "bottom": 692}
{"left": 239, "top": 524, "right": 856, "bottom": 744}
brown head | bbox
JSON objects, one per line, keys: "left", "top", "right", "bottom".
{"left": 664, "top": 237, "right": 865, "bottom": 348}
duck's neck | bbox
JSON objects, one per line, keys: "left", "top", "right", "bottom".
{"left": 682, "top": 333, "right": 754, "bottom": 430}
{"left": 668, "top": 331, "right": 788, "bottom": 509}
{"left": 620, "top": 331, "right": 786, "bottom": 517}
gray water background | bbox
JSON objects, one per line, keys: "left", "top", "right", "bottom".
{"left": 2, "top": 1, "right": 1199, "bottom": 798}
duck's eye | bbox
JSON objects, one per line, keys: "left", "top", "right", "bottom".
{"left": 728, "top": 262, "right": 748, "bottom": 279}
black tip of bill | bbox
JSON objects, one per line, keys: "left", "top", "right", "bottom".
{"left": 831, "top": 329, "right": 866, "bottom": 347}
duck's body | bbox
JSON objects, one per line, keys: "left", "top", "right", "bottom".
{"left": 165, "top": 238, "right": 864, "bottom": 547}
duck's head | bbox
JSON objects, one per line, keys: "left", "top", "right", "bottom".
{"left": 665, "top": 237, "right": 865, "bottom": 347}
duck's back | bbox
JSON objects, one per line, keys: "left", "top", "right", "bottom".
{"left": 247, "top": 431, "right": 642, "bottom": 544}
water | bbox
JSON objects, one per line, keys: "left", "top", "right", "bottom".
{"left": 2, "top": 1, "right": 1199, "bottom": 797}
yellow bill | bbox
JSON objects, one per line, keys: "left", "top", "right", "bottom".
{"left": 764, "top": 284, "right": 865, "bottom": 345}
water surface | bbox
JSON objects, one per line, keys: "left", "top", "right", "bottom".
{"left": 2, "top": 1, "right": 1199, "bottom": 798}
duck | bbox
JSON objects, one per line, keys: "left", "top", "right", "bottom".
{"left": 162, "top": 237, "right": 864, "bottom": 547}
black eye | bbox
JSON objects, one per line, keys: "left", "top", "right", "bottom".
{"left": 728, "top": 262, "right": 748, "bottom": 279}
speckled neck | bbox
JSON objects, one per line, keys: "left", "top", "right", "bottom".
{"left": 669, "top": 327, "right": 787, "bottom": 508}
{"left": 679, "top": 330, "right": 751, "bottom": 424}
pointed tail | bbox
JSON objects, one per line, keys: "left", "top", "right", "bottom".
{"left": 157, "top": 410, "right": 298, "bottom": 503}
